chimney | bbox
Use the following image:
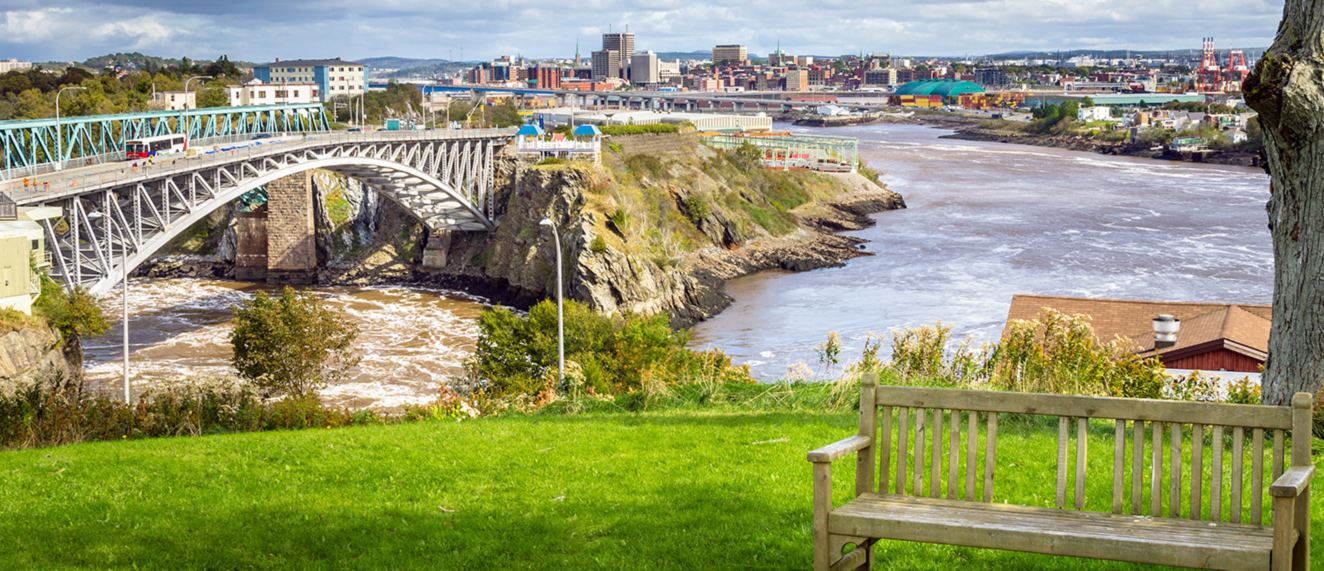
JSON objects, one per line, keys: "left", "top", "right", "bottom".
{"left": 275, "top": 57, "right": 280, "bottom": 62}
{"left": 1153, "top": 314, "right": 1180, "bottom": 350}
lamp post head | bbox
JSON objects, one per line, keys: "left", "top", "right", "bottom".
{"left": 539, "top": 217, "right": 553, "bottom": 227}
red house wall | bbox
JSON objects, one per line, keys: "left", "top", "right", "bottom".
{"left": 1164, "top": 349, "right": 1262, "bottom": 373}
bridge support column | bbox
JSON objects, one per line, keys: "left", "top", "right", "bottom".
{"left": 421, "top": 229, "right": 452, "bottom": 273}
{"left": 266, "top": 171, "right": 317, "bottom": 285}
{"left": 235, "top": 211, "right": 269, "bottom": 281}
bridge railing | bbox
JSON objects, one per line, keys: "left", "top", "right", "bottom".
{"left": 1, "top": 128, "right": 515, "bottom": 203}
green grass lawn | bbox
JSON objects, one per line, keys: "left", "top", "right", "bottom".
{"left": 1, "top": 410, "right": 1321, "bottom": 570}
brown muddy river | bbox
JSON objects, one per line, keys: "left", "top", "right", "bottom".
{"left": 82, "top": 123, "right": 1274, "bottom": 403}
{"left": 83, "top": 280, "right": 486, "bottom": 409}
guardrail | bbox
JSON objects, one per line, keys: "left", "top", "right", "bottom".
{"left": 0, "top": 128, "right": 515, "bottom": 203}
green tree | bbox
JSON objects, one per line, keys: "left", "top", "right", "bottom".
{"left": 1080, "top": 96, "right": 1095, "bottom": 108}
{"left": 204, "top": 55, "right": 240, "bottom": 78}
{"left": 196, "top": 83, "right": 229, "bottom": 108}
{"left": 1059, "top": 100, "right": 1080, "bottom": 121}
{"left": 230, "top": 287, "right": 360, "bottom": 399}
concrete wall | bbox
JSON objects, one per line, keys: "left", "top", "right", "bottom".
{"left": 265, "top": 172, "right": 317, "bottom": 285}
{"left": 610, "top": 132, "right": 701, "bottom": 156}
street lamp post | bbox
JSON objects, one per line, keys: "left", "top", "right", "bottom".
{"left": 54, "top": 86, "right": 86, "bottom": 171}
{"left": 539, "top": 217, "right": 564, "bottom": 385}
{"left": 183, "top": 76, "right": 212, "bottom": 110}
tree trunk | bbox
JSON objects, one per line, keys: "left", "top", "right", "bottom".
{"left": 1245, "top": 0, "right": 1324, "bottom": 405}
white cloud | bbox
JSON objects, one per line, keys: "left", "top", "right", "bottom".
{"left": 0, "top": 0, "right": 1283, "bottom": 63}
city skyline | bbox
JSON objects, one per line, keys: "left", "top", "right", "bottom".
{"left": 0, "top": 0, "right": 1282, "bottom": 63}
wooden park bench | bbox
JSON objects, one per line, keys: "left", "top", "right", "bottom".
{"left": 808, "top": 373, "right": 1315, "bottom": 571}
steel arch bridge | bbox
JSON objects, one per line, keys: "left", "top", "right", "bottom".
{"left": 0, "top": 104, "right": 331, "bottom": 175}
{"left": 6, "top": 129, "right": 514, "bottom": 295}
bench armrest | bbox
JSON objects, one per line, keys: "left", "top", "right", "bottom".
{"left": 807, "top": 435, "right": 871, "bottom": 463}
{"left": 1270, "top": 465, "right": 1314, "bottom": 498}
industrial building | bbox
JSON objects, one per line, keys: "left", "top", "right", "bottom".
{"left": 533, "top": 109, "right": 772, "bottom": 133}
{"left": 890, "top": 79, "right": 988, "bottom": 109}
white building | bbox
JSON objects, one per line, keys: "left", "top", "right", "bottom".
{"left": 1077, "top": 106, "right": 1113, "bottom": 122}
{"left": 226, "top": 79, "right": 321, "bottom": 106}
{"left": 0, "top": 59, "right": 32, "bottom": 74}
{"left": 631, "top": 51, "right": 660, "bottom": 84}
{"left": 254, "top": 58, "right": 365, "bottom": 102}
{"left": 150, "top": 91, "right": 197, "bottom": 111}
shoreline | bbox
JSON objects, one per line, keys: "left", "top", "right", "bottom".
{"left": 135, "top": 173, "right": 907, "bottom": 329}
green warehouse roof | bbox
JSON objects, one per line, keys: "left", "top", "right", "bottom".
{"left": 894, "top": 79, "right": 986, "bottom": 97}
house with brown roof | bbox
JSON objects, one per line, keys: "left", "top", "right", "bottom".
{"left": 1005, "top": 295, "right": 1270, "bottom": 374}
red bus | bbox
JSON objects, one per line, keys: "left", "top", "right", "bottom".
{"left": 126, "top": 134, "right": 188, "bottom": 160}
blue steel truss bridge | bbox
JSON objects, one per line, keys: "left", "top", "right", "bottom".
{"left": 1, "top": 104, "right": 332, "bottom": 179}
{"left": 1, "top": 125, "right": 515, "bottom": 295}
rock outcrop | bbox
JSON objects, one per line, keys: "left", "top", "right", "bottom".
{"left": 0, "top": 324, "right": 73, "bottom": 394}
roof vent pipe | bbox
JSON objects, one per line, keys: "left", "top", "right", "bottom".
{"left": 1153, "top": 314, "right": 1180, "bottom": 350}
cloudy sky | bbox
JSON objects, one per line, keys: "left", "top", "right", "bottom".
{"left": 0, "top": 0, "right": 1285, "bottom": 63}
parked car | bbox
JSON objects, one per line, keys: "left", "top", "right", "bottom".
{"left": 252, "top": 133, "right": 273, "bottom": 140}
{"left": 347, "top": 128, "right": 362, "bottom": 132}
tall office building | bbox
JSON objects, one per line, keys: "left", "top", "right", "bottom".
{"left": 631, "top": 51, "right": 660, "bottom": 84}
{"left": 712, "top": 45, "right": 747, "bottom": 63}
{"left": 591, "top": 50, "right": 620, "bottom": 81}
{"left": 602, "top": 32, "right": 635, "bottom": 78}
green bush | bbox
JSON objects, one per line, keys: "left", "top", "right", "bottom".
{"left": 33, "top": 278, "right": 108, "bottom": 342}
{"left": 462, "top": 300, "right": 750, "bottom": 403}
{"left": 230, "top": 287, "right": 360, "bottom": 399}
{"left": 0, "top": 375, "right": 401, "bottom": 450}
{"left": 590, "top": 235, "right": 608, "bottom": 254}
{"left": 537, "top": 157, "right": 566, "bottom": 166}
{"left": 683, "top": 195, "right": 710, "bottom": 224}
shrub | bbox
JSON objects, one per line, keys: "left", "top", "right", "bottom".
{"left": 462, "top": 300, "right": 751, "bottom": 405}
{"left": 608, "top": 207, "right": 630, "bottom": 231}
{"left": 537, "top": 157, "right": 565, "bottom": 166}
{"left": 33, "top": 278, "right": 108, "bottom": 342}
{"left": 599, "top": 124, "right": 679, "bottom": 136}
{"left": 0, "top": 374, "right": 405, "bottom": 450}
{"left": 683, "top": 195, "right": 710, "bottom": 224}
{"left": 590, "top": 235, "right": 608, "bottom": 254}
{"left": 230, "top": 287, "right": 360, "bottom": 399}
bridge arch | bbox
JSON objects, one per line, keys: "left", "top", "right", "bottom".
{"left": 58, "top": 156, "right": 495, "bottom": 296}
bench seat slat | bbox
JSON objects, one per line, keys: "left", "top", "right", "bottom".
{"left": 830, "top": 494, "right": 1273, "bottom": 571}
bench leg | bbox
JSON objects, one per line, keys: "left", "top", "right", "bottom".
{"left": 814, "top": 462, "right": 831, "bottom": 571}
{"left": 1274, "top": 495, "right": 1296, "bottom": 571}
{"left": 1293, "top": 486, "right": 1309, "bottom": 571}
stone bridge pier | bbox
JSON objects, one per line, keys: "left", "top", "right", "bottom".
{"left": 236, "top": 172, "right": 317, "bottom": 285}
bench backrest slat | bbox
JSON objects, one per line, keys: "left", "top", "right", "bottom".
{"left": 866, "top": 382, "right": 1308, "bottom": 525}
{"left": 875, "top": 385, "right": 1293, "bottom": 429}
{"left": 1112, "top": 420, "right": 1125, "bottom": 514}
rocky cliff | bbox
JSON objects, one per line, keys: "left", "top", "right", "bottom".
{"left": 0, "top": 324, "right": 73, "bottom": 394}
{"left": 140, "top": 133, "right": 906, "bottom": 328}
{"left": 423, "top": 133, "right": 905, "bottom": 326}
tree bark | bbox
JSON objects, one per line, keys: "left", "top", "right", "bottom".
{"left": 1245, "top": 0, "right": 1324, "bottom": 404}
